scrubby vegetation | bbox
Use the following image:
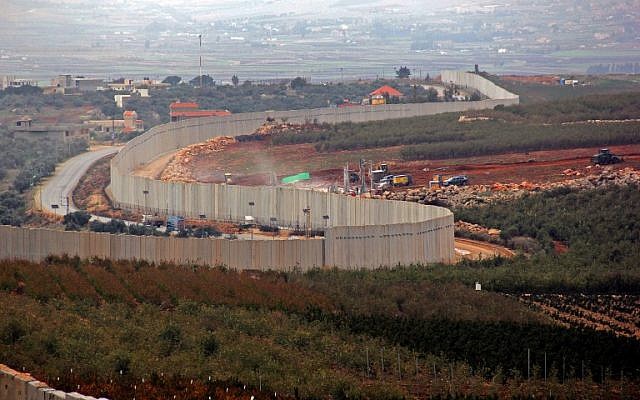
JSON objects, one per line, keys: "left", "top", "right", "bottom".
{"left": 490, "top": 74, "right": 640, "bottom": 104}
{"left": 450, "top": 184, "right": 640, "bottom": 293}
{"left": 4, "top": 79, "right": 640, "bottom": 399}
{"left": 2, "top": 185, "right": 640, "bottom": 398}
{"left": 0, "top": 127, "right": 87, "bottom": 225}
{"left": 480, "top": 91, "right": 640, "bottom": 123}
{"left": 1, "top": 80, "right": 436, "bottom": 132}
{"left": 268, "top": 92, "right": 640, "bottom": 160}
{"left": 2, "top": 251, "right": 640, "bottom": 399}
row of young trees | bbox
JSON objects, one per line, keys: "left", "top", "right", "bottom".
{"left": 3, "top": 256, "right": 640, "bottom": 399}
{"left": 453, "top": 184, "right": 640, "bottom": 293}
{"left": 2, "top": 185, "right": 640, "bottom": 397}
{"left": 484, "top": 91, "right": 640, "bottom": 123}
{"left": 270, "top": 103, "right": 640, "bottom": 159}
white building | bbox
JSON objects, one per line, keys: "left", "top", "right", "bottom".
{"left": 1, "top": 76, "right": 38, "bottom": 90}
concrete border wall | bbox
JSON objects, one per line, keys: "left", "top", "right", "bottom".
{"left": 0, "top": 364, "right": 102, "bottom": 400}
{"left": 0, "top": 225, "right": 324, "bottom": 270}
{"left": 105, "top": 70, "right": 518, "bottom": 268}
{"left": 441, "top": 70, "right": 519, "bottom": 101}
{"left": 0, "top": 71, "right": 516, "bottom": 269}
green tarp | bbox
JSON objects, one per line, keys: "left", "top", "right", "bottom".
{"left": 281, "top": 172, "right": 311, "bottom": 184}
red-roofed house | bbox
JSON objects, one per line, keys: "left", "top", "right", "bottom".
{"left": 170, "top": 102, "right": 231, "bottom": 122}
{"left": 123, "top": 111, "right": 144, "bottom": 133}
{"left": 169, "top": 102, "right": 200, "bottom": 112}
{"left": 370, "top": 85, "right": 403, "bottom": 97}
{"left": 367, "top": 85, "right": 404, "bottom": 105}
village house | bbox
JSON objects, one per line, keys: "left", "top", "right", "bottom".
{"left": 12, "top": 117, "right": 90, "bottom": 142}
{"left": 363, "top": 85, "right": 404, "bottom": 105}
{"left": 84, "top": 110, "right": 144, "bottom": 135}
{"left": 169, "top": 102, "right": 231, "bottom": 122}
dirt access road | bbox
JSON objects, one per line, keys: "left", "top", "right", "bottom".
{"left": 141, "top": 134, "right": 640, "bottom": 188}
{"left": 454, "top": 238, "right": 515, "bottom": 261}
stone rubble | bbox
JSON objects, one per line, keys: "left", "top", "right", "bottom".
{"left": 372, "top": 167, "right": 640, "bottom": 209}
{"left": 455, "top": 220, "right": 501, "bottom": 237}
{"left": 161, "top": 136, "right": 236, "bottom": 182}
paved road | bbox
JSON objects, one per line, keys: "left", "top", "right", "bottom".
{"left": 38, "top": 146, "right": 121, "bottom": 219}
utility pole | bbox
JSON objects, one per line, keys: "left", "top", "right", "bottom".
{"left": 380, "top": 347, "right": 384, "bottom": 378}
{"left": 303, "top": 207, "right": 311, "bottom": 237}
{"left": 397, "top": 348, "right": 401, "bottom": 380}
{"left": 365, "top": 348, "right": 369, "bottom": 378}
{"left": 527, "top": 348, "right": 530, "bottom": 380}
{"left": 248, "top": 201, "right": 255, "bottom": 240}
{"left": 199, "top": 34, "right": 203, "bottom": 89}
{"left": 359, "top": 159, "right": 366, "bottom": 194}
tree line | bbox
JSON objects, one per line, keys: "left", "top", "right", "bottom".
{"left": 268, "top": 91, "right": 640, "bottom": 160}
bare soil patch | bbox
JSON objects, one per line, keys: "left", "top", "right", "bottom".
{"left": 73, "top": 155, "right": 139, "bottom": 221}
{"left": 152, "top": 127, "right": 640, "bottom": 189}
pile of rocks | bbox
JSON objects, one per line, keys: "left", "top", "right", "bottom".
{"left": 548, "top": 166, "right": 640, "bottom": 191}
{"left": 455, "top": 221, "right": 501, "bottom": 237}
{"left": 255, "top": 122, "right": 323, "bottom": 136}
{"left": 375, "top": 184, "right": 530, "bottom": 208}
{"left": 161, "top": 136, "right": 236, "bottom": 182}
{"left": 374, "top": 167, "right": 640, "bottom": 209}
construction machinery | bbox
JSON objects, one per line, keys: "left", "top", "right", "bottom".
{"left": 167, "top": 215, "right": 185, "bottom": 232}
{"left": 429, "top": 174, "right": 445, "bottom": 189}
{"left": 392, "top": 175, "right": 413, "bottom": 186}
{"left": 142, "top": 214, "right": 164, "bottom": 227}
{"left": 371, "top": 163, "right": 389, "bottom": 184}
{"left": 591, "top": 148, "right": 623, "bottom": 165}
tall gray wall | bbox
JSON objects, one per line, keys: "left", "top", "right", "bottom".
{"left": 105, "top": 70, "right": 519, "bottom": 268}
{"left": 0, "top": 225, "right": 324, "bottom": 270}
{"left": 441, "top": 70, "right": 520, "bottom": 102}
{"left": 0, "top": 71, "right": 517, "bottom": 269}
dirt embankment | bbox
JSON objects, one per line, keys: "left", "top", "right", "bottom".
{"left": 161, "top": 136, "right": 237, "bottom": 182}
{"left": 72, "top": 155, "right": 138, "bottom": 220}
{"left": 499, "top": 75, "right": 560, "bottom": 85}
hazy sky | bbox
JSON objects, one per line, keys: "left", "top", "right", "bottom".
{"left": 2, "top": 0, "right": 470, "bottom": 19}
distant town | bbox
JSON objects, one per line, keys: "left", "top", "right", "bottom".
{"left": 1, "top": 0, "right": 638, "bottom": 81}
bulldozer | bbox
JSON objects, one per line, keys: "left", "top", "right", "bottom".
{"left": 591, "top": 148, "right": 623, "bottom": 165}
{"left": 371, "top": 163, "right": 389, "bottom": 184}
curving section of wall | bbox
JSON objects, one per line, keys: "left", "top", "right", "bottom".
{"left": 106, "top": 71, "right": 518, "bottom": 269}
{"left": 0, "top": 71, "right": 517, "bottom": 269}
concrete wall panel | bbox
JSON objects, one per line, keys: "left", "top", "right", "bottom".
{"left": 0, "top": 71, "right": 517, "bottom": 269}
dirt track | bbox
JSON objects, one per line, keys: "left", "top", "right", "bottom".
{"left": 454, "top": 238, "right": 515, "bottom": 261}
